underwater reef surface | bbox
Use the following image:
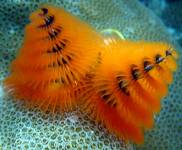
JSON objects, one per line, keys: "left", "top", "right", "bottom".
{"left": 0, "top": 0, "right": 181, "bottom": 149}
{"left": 139, "top": 0, "right": 182, "bottom": 47}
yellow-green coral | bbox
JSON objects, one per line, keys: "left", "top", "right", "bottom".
{"left": 0, "top": 0, "right": 181, "bottom": 150}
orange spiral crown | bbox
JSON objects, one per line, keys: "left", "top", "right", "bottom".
{"left": 4, "top": 5, "right": 103, "bottom": 113}
{"left": 79, "top": 39, "right": 178, "bottom": 144}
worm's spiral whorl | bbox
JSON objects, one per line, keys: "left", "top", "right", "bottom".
{"left": 80, "top": 39, "right": 178, "bottom": 144}
{"left": 4, "top": 5, "right": 103, "bottom": 113}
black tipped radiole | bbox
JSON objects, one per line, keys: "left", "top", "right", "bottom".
{"left": 41, "top": 8, "right": 48, "bottom": 15}
{"left": 155, "top": 54, "right": 164, "bottom": 64}
{"left": 131, "top": 65, "right": 141, "bottom": 80}
{"left": 118, "top": 80, "right": 130, "bottom": 96}
{"left": 38, "top": 15, "right": 54, "bottom": 28}
{"left": 166, "top": 50, "right": 172, "bottom": 56}
{"left": 48, "top": 27, "right": 62, "bottom": 40}
{"left": 144, "top": 60, "right": 154, "bottom": 72}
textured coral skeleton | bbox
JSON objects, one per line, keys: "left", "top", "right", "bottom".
{"left": 0, "top": 0, "right": 181, "bottom": 149}
{"left": 3, "top": 4, "right": 178, "bottom": 145}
